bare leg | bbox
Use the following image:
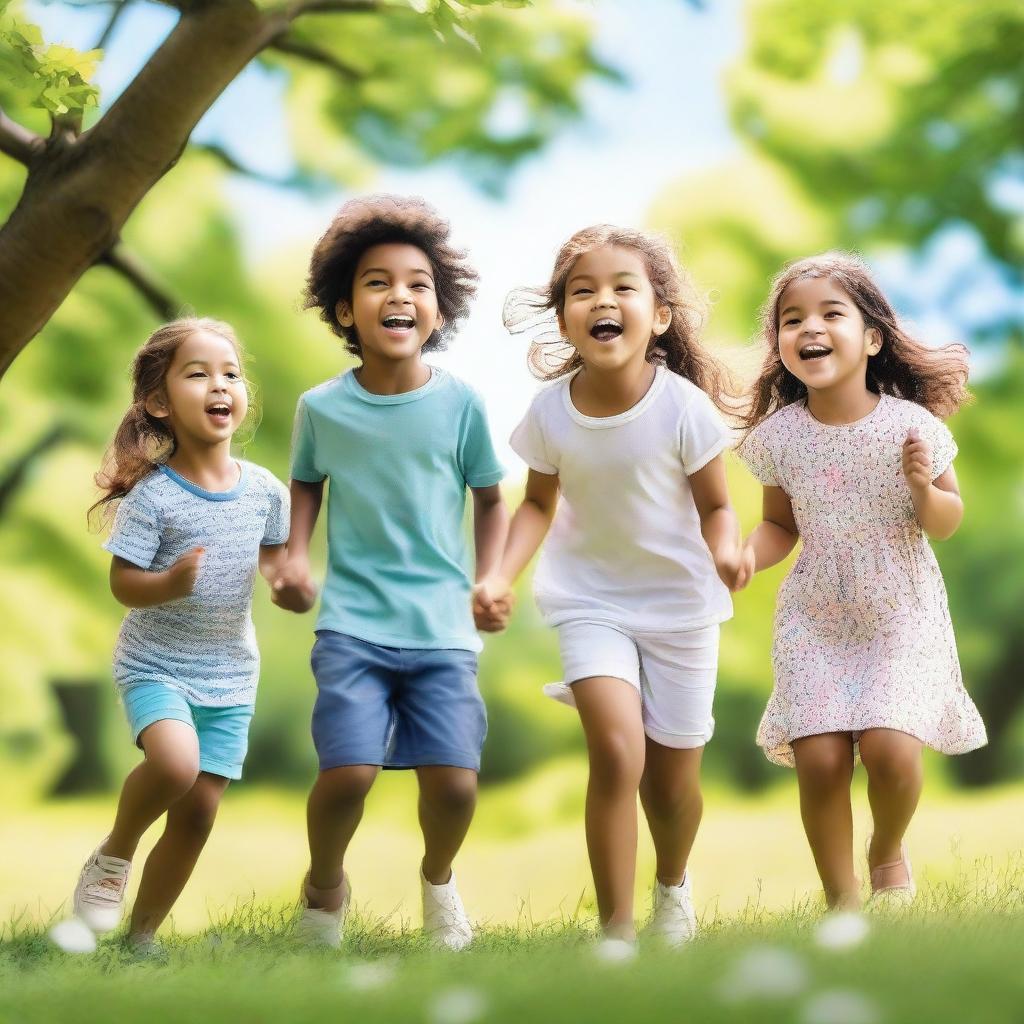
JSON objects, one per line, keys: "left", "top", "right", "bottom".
{"left": 416, "top": 766, "right": 478, "bottom": 884}
{"left": 128, "top": 772, "right": 229, "bottom": 938}
{"left": 103, "top": 720, "right": 200, "bottom": 861}
{"left": 305, "top": 764, "right": 379, "bottom": 905}
{"left": 858, "top": 728, "right": 924, "bottom": 869}
{"left": 639, "top": 741, "right": 704, "bottom": 887}
{"left": 572, "top": 676, "right": 646, "bottom": 941}
{"left": 791, "top": 732, "right": 858, "bottom": 910}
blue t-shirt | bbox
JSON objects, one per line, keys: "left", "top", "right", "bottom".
{"left": 290, "top": 367, "right": 504, "bottom": 652}
{"left": 103, "top": 461, "right": 289, "bottom": 706}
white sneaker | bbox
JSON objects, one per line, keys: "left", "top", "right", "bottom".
{"left": 594, "top": 936, "right": 638, "bottom": 963}
{"left": 421, "top": 868, "right": 473, "bottom": 951}
{"left": 295, "top": 873, "right": 351, "bottom": 948}
{"left": 645, "top": 872, "right": 697, "bottom": 946}
{"left": 72, "top": 841, "right": 131, "bottom": 934}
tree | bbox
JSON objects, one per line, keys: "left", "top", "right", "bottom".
{"left": 0, "top": 0, "right": 613, "bottom": 380}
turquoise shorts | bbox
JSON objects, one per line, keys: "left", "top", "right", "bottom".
{"left": 122, "top": 682, "right": 254, "bottom": 781}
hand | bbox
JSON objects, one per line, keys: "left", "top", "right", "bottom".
{"left": 713, "top": 536, "right": 751, "bottom": 592}
{"left": 902, "top": 427, "right": 933, "bottom": 492}
{"left": 732, "top": 540, "right": 757, "bottom": 592}
{"left": 165, "top": 547, "right": 204, "bottom": 600}
{"left": 472, "top": 577, "right": 515, "bottom": 633}
{"left": 271, "top": 559, "right": 318, "bottom": 613}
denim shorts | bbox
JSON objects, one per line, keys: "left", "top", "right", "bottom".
{"left": 310, "top": 630, "right": 486, "bottom": 772}
{"left": 121, "top": 682, "right": 254, "bottom": 780}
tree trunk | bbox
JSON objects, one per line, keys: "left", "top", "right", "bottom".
{"left": 0, "top": 0, "right": 285, "bottom": 380}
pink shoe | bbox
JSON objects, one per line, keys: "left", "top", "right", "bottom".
{"left": 867, "top": 842, "right": 916, "bottom": 907}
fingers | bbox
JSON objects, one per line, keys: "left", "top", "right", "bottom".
{"left": 904, "top": 426, "right": 921, "bottom": 445}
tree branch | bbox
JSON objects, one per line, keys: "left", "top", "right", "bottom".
{"left": 0, "top": 107, "right": 43, "bottom": 166}
{"left": 96, "top": 245, "right": 180, "bottom": 320}
{"left": 287, "top": 0, "right": 380, "bottom": 17}
{"left": 269, "top": 37, "right": 361, "bottom": 80}
{"left": 95, "top": 0, "right": 133, "bottom": 51}
{"left": 0, "top": 422, "right": 71, "bottom": 520}
{"left": 190, "top": 140, "right": 324, "bottom": 189}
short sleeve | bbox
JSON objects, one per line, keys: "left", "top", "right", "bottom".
{"left": 290, "top": 397, "right": 324, "bottom": 483}
{"left": 736, "top": 424, "right": 779, "bottom": 487}
{"left": 510, "top": 396, "right": 558, "bottom": 475}
{"left": 458, "top": 390, "right": 505, "bottom": 488}
{"left": 919, "top": 412, "right": 958, "bottom": 479}
{"left": 679, "top": 388, "right": 731, "bottom": 475}
{"left": 102, "top": 485, "right": 162, "bottom": 569}
{"left": 262, "top": 473, "right": 291, "bottom": 545}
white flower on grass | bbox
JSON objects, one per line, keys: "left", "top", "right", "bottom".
{"left": 717, "top": 945, "right": 809, "bottom": 1002}
{"left": 814, "top": 912, "right": 871, "bottom": 952}
{"left": 801, "top": 989, "right": 880, "bottom": 1024}
{"left": 345, "top": 960, "right": 397, "bottom": 992}
{"left": 429, "top": 986, "right": 488, "bottom": 1024}
{"left": 48, "top": 916, "right": 97, "bottom": 954}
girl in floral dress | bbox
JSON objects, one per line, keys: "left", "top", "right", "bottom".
{"left": 734, "top": 252, "right": 986, "bottom": 911}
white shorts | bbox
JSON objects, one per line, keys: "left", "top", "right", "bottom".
{"left": 548, "top": 621, "right": 719, "bottom": 749}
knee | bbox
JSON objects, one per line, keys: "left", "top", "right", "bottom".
{"left": 422, "top": 774, "right": 478, "bottom": 819}
{"left": 315, "top": 765, "right": 377, "bottom": 809}
{"left": 589, "top": 733, "right": 644, "bottom": 791}
{"left": 862, "top": 747, "right": 921, "bottom": 789}
{"left": 797, "top": 749, "right": 853, "bottom": 794}
{"left": 173, "top": 787, "right": 222, "bottom": 839}
{"left": 149, "top": 753, "right": 200, "bottom": 800}
{"left": 644, "top": 776, "right": 702, "bottom": 822}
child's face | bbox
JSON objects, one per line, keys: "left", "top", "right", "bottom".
{"left": 558, "top": 245, "right": 670, "bottom": 374}
{"left": 147, "top": 330, "right": 248, "bottom": 447}
{"left": 336, "top": 243, "right": 443, "bottom": 363}
{"left": 776, "top": 276, "right": 882, "bottom": 393}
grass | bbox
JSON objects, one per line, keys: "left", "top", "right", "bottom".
{"left": 3, "top": 868, "right": 1024, "bottom": 1024}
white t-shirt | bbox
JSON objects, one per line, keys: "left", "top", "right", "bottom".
{"left": 510, "top": 366, "right": 733, "bottom": 632}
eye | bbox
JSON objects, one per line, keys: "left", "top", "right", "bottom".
{"left": 782, "top": 318, "right": 800, "bottom": 326}
{"left": 412, "top": 282, "right": 432, "bottom": 291}
{"left": 572, "top": 288, "right": 593, "bottom": 296}
{"left": 616, "top": 285, "right": 635, "bottom": 293}
{"left": 225, "top": 372, "right": 241, "bottom": 380}
{"left": 824, "top": 310, "right": 842, "bottom": 318}
{"left": 366, "top": 278, "right": 387, "bottom": 287}
{"left": 188, "top": 371, "right": 207, "bottom": 378}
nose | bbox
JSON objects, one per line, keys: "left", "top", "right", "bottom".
{"left": 592, "top": 287, "right": 618, "bottom": 309}
{"left": 386, "top": 284, "right": 413, "bottom": 305}
{"left": 800, "top": 317, "right": 825, "bottom": 336}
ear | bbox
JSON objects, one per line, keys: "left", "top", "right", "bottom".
{"left": 556, "top": 311, "right": 567, "bottom": 339}
{"left": 866, "top": 326, "right": 883, "bottom": 356}
{"left": 144, "top": 391, "right": 170, "bottom": 419}
{"left": 434, "top": 311, "right": 445, "bottom": 334}
{"left": 335, "top": 299, "right": 355, "bottom": 328}
{"left": 652, "top": 303, "right": 672, "bottom": 338}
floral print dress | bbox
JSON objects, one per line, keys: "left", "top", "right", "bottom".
{"left": 738, "top": 394, "right": 987, "bottom": 767}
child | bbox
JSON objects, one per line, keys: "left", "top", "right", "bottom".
{"left": 475, "top": 225, "right": 744, "bottom": 956}
{"left": 272, "top": 194, "right": 509, "bottom": 951}
{"left": 733, "top": 252, "right": 987, "bottom": 911}
{"left": 69, "top": 318, "right": 289, "bottom": 951}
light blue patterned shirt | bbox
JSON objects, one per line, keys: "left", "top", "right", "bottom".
{"left": 103, "top": 461, "right": 289, "bottom": 706}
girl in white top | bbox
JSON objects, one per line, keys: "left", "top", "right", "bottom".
{"left": 476, "top": 226, "right": 744, "bottom": 954}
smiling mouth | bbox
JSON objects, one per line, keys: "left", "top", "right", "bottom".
{"left": 382, "top": 315, "right": 416, "bottom": 331}
{"left": 206, "top": 404, "right": 231, "bottom": 420}
{"left": 799, "top": 344, "right": 833, "bottom": 361}
{"left": 590, "top": 319, "right": 623, "bottom": 342}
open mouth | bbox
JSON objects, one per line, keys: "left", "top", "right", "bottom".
{"left": 590, "top": 319, "right": 623, "bottom": 342}
{"left": 206, "top": 403, "right": 232, "bottom": 424}
{"left": 382, "top": 315, "right": 416, "bottom": 333}
{"left": 799, "top": 344, "right": 833, "bottom": 361}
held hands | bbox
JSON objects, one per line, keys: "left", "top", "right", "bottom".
{"left": 271, "top": 558, "right": 318, "bottom": 613}
{"left": 713, "top": 536, "right": 755, "bottom": 593}
{"left": 165, "top": 547, "right": 205, "bottom": 600}
{"left": 472, "top": 576, "right": 516, "bottom": 633}
{"left": 902, "top": 427, "right": 933, "bottom": 493}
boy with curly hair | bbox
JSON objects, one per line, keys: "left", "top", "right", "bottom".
{"left": 273, "top": 195, "right": 510, "bottom": 950}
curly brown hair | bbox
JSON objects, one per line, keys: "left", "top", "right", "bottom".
{"left": 304, "top": 194, "right": 479, "bottom": 357}
{"left": 89, "top": 317, "right": 252, "bottom": 526}
{"left": 742, "top": 251, "right": 971, "bottom": 433}
{"left": 503, "top": 224, "right": 737, "bottom": 415}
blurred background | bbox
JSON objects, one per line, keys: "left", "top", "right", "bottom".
{"left": 1, "top": 0, "right": 1022, "bottom": 928}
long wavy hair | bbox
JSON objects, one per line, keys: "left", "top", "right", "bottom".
{"left": 742, "top": 252, "right": 970, "bottom": 433}
{"left": 89, "top": 317, "right": 250, "bottom": 526}
{"left": 504, "top": 225, "right": 736, "bottom": 415}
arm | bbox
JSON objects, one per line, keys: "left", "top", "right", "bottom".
{"left": 470, "top": 483, "right": 511, "bottom": 632}
{"left": 109, "top": 550, "right": 203, "bottom": 608}
{"left": 474, "top": 469, "right": 560, "bottom": 612}
{"left": 736, "top": 485, "right": 800, "bottom": 590}
{"left": 270, "top": 479, "right": 323, "bottom": 613}
{"left": 688, "top": 454, "right": 742, "bottom": 589}
{"left": 258, "top": 543, "right": 288, "bottom": 584}
{"left": 903, "top": 428, "right": 963, "bottom": 541}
